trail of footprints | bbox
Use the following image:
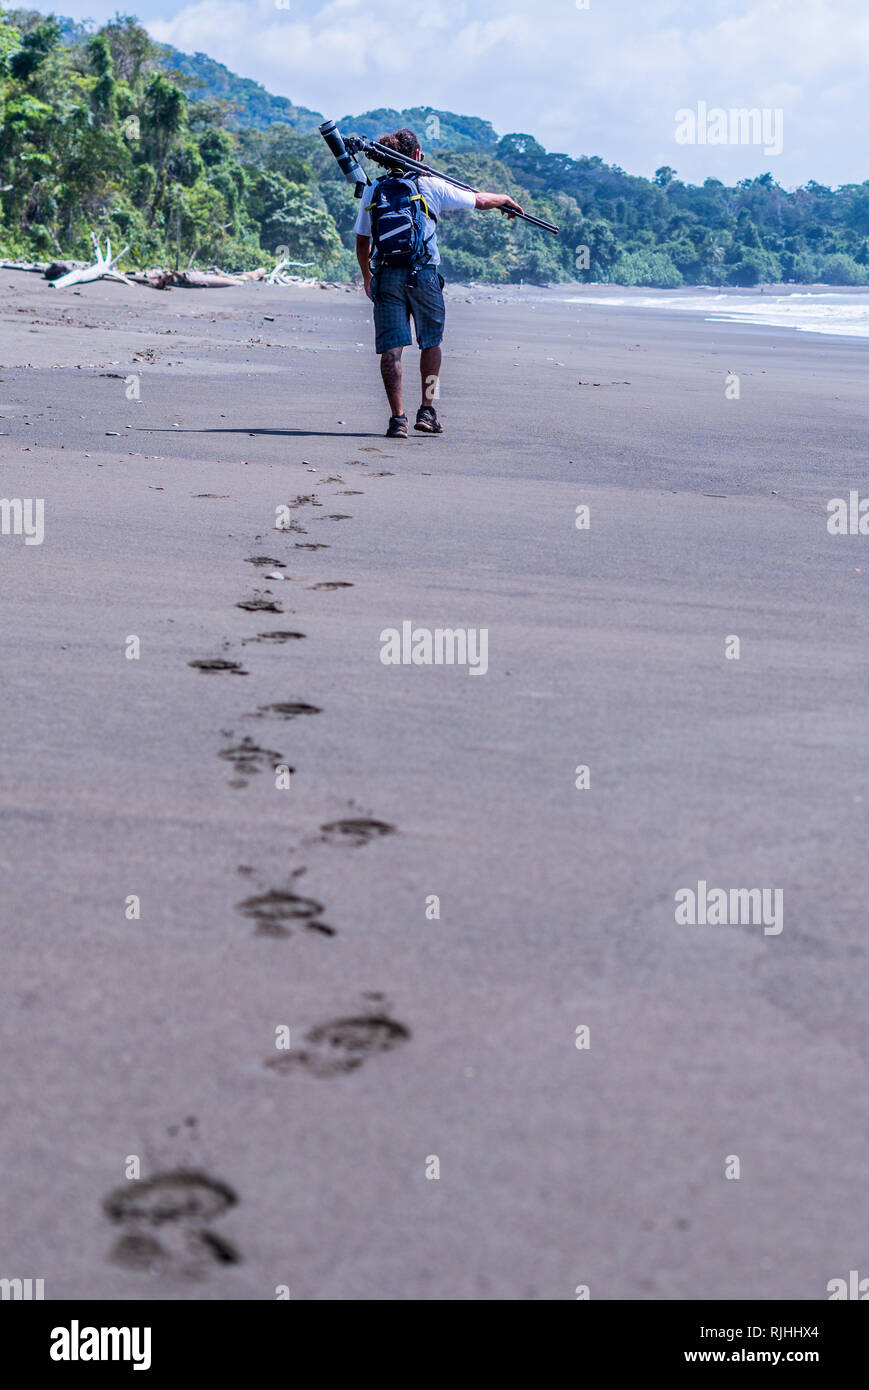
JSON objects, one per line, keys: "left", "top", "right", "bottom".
{"left": 111, "top": 456, "right": 412, "bottom": 1278}
{"left": 216, "top": 467, "right": 403, "bottom": 1000}
{"left": 219, "top": 466, "right": 407, "bottom": 1066}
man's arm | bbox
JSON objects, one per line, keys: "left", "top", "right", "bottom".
{"left": 356, "top": 234, "right": 372, "bottom": 297}
{"left": 474, "top": 191, "right": 524, "bottom": 216}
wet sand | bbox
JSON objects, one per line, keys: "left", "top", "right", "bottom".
{"left": 1, "top": 274, "right": 868, "bottom": 1299}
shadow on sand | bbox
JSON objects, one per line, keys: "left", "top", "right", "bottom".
{"left": 134, "top": 427, "right": 383, "bottom": 439}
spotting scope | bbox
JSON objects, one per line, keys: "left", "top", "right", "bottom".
{"left": 318, "top": 119, "right": 369, "bottom": 198}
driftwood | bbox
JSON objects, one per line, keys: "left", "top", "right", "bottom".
{"left": 1, "top": 246, "right": 328, "bottom": 291}
{"left": 0, "top": 257, "right": 52, "bottom": 273}
{"left": 266, "top": 258, "right": 317, "bottom": 286}
{"left": 143, "top": 268, "right": 266, "bottom": 289}
{"left": 45, "top": 260, "right": 82, "bottom": 279}
{"left": 175, "top": 269, "right": 250, "bottom": 288}
{"left": 128, "top": 269, "right": 174, "bottom": 290}
{"left": 135, "top": 267, "right": 268, "bottom": 288}
{"left": 50, "top": 235, "right": 132, "bottom": 288}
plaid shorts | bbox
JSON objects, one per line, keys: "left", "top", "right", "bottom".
{"left": 370, "top": 265, "right": 446, "bottom": 353}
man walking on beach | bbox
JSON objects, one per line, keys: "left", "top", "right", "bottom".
{"left": 355, "top": 128, "right": 523, "bottom": 437}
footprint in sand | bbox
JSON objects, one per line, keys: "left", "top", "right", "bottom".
{"left": 315, "top": 513, "right": 353, "bottom": 521}
{"left": 266, "top": 1013, "right": 410, "bottom": 1077}
{"left": 309, "top": 581, "right": 353, "bottom": 591}
{"left": 237, "top": 873, "right": 333, "bottom": 937}
{"left": 104, "top": 1169, "right": 241, "bottom": 1276}
{"left": 189, "top": 659, "right": 247, "bottom": 675}
{"left": 246, "top": 555, "right": 285, "bottom": 568}
{"left": 318, "top": 818, "right": 395, "bottom": 848}
{"left": 250, "top": 701, "right": 321, "bottom": 719}
{"left": 236, "top": 594, "right": 283, "bottom": 613}
{"left": 294, "top": 542, "right": 329, "bottom": 550}
{"left": 242, "top": 630, "right": 306, "bottom": 645}
{"left": 218, "top": 733, "right": 288, "bottom": 786}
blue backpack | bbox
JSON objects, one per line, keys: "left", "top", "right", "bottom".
{"left": 368, "top": 174, "right": 436, "bottom": 268}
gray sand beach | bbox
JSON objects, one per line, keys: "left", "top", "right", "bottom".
{"left": 1, "top": 275, "right": 867, "bottom": 1299}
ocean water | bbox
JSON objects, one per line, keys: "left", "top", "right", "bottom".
{"left": 564, "top": 291, "right": 869, "bottom": 339}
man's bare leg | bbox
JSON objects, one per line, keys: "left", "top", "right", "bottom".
{"left": 380, "top": 347, "right": 404, "bottom": 417}
{"left": 420, "top": 345, "right": 442, "bottom": 408}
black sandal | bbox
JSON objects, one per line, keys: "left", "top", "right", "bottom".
{"left": 414, "top": 405, "right": 443, "bottom": 434}
{"left": 386, "top": 414, "right": 408, "bottom": 438}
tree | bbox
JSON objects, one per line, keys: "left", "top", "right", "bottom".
{"left": 102, "top": 15, "right": 156, "bottom": 85}
{"left": 8, "top": 18, "right": 60, "bottom": 83}
{"left": 141, "top": 73, "right": 186, "bottom": 223}
{"left": 87, "top": 31, "right": 117, "bottom": 124}
{"left": 496, "top": 133, "right": 546, "bottom": 160}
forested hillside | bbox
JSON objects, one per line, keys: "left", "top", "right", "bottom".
{"left": 3, "top": 8, "right": 869, "bottom": 286}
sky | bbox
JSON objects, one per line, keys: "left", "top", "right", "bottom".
{"left": 24, "top": 0, "right": 869, "bottom": 188}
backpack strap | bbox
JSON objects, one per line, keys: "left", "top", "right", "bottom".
{"left": 410, "top": 192, "right": 437, "bottom": 223}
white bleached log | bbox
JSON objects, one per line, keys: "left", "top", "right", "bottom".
{"left": 266, "top": 258, "right": 317, "bottom": 285}
{"left": 50, "top": 234, "right": 132, "bottom": 288}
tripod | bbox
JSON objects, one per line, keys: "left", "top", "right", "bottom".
{"left": 342, "top": 132, "right": 559, "bottom": 237}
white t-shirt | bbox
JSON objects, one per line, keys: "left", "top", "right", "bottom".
{"left": 354, "top": 175, "right": 476, "bottom": 266}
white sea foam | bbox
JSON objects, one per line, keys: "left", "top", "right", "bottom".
{"left": 564, "top": 291, "right": 869, "bottom": 338}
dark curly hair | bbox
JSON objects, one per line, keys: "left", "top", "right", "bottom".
{"left": 379, "top": 128, "right": 421, "bottom": 159}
